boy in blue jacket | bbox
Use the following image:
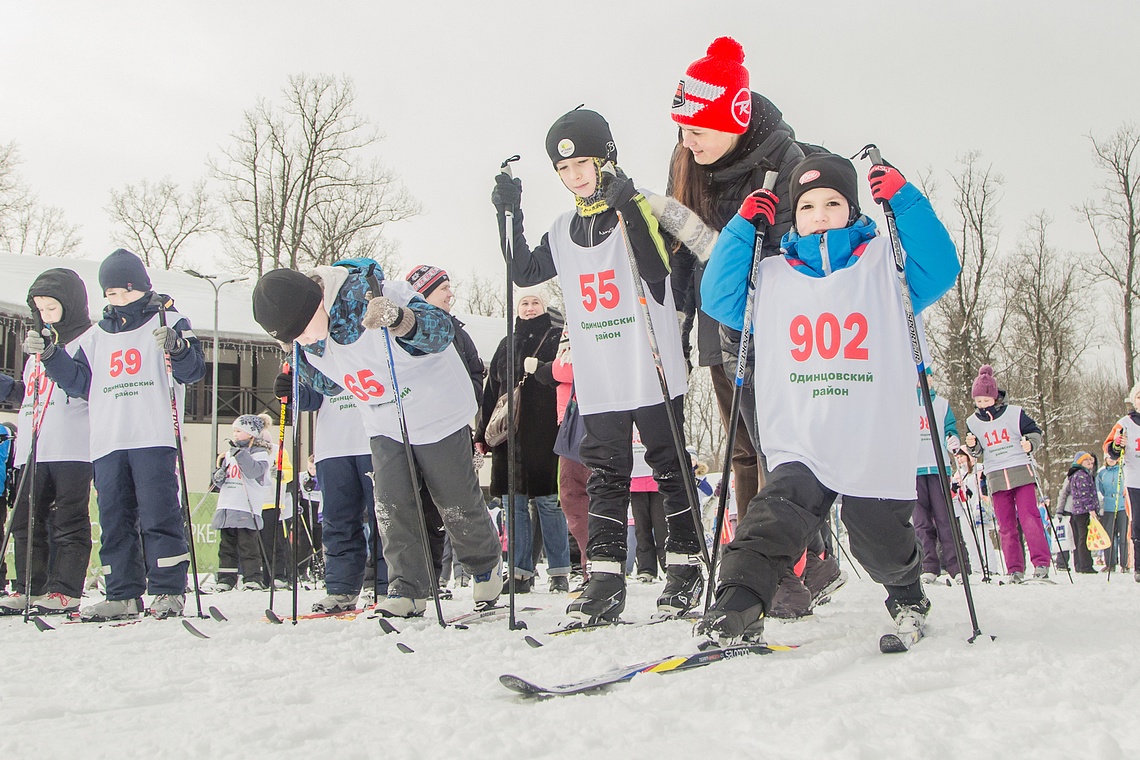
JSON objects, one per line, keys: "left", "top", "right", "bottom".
{"left": 28, "top": 249, "right": 205, "bottom": 620}
{"left": 696, "top": 153, "right": 959, "bottom": 646}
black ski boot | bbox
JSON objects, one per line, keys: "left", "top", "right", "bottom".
{"left": 565, "top": 569, "right": 625, "bottom": 625}
{"left": 694, "top": 586, "right": 765, "bottom": 646}
{"left": 657, "top": 554, "right": 705, "bottom": 617}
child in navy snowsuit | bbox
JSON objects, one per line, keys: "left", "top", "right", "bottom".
{"left": 32, "top": 249, "right": 205, "bottom": 621}
{"left": 0, "top": 268, "right": 94, "bottom": 616}
{"left": 696, "top": 153, "right": 959, "bottom": 644}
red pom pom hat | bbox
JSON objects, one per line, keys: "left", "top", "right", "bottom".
{"left": 671, "top": 36, "right": 751, "bottom": 134}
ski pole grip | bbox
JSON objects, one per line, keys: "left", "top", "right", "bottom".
{"left": 762, "top": 170, "right": 778, "bottom": 192}
{"left": 867, "top": 146, "right": 884, "bottom": 166}
{"left": 500, "top": 154, "right": 520, "bottom": 179}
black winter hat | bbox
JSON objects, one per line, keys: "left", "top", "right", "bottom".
{"left": 545, "top": 107, "right": 617, "bottom": 167}
{"left": 27, "top": 268, "right": 92, "bottom": 344}
{"left": 252, "top": 269, "right": 324, "bottom": 343}
{"left": 98, "top": 248, "right": 152, "bottom": 294}
{"left": 787, "top": 153, "right": 860, "bottom": 224}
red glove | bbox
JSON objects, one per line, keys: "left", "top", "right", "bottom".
{"left": 739, "top": 188, "right": 778, "bottom": 227}
{"left": 868, "top": 164, "right": 905, "bottom": 203}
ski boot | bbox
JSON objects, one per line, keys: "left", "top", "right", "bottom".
{"left": 375, "top": 593, "right": 427, "bottom": 618}
{"left": 920, "top": 572, "right": 940, "bottom": 584}
{"left": 1032, "top": 566, "right": 1050, "bottom": 580}
{"left": 656, "top": 554, "right": 704, "bottom": 617}
{"left": 312, "top": 593, "right": 359, "bottom": 614}
{"left": 768, "top": 571, "right": 812, "bottom": 620}
{"left": 695, "top": 586, "right": 766, "bottom": 646}
{"left": 885, "top": 595, "right": 931, "bottom": 638}
{"left": 148, "top": 594, "right": 186, "bottom": 619}
{"left": 472, "top": 559, "right": 504, "bottom": 610}
{"left": 1009, "top": 571, "right": 1025, "bottom": 584}
{"left": 241, "top": 578, "right": 266, "bottom": 591}
{"left": 33, "top": 592, "right": 80, "bottom": 615}
{"left": 803, "top": 552, "right": 847, "bottom": 609}
{"left": 548, "top": 575, "right": 570, "bottom": 594}
{"left": 0, "top": 593, "right": 38, "bottom": 615}
{"left": 565, "top": 563, "right": 625, "bottom": 625}
{"left": 80, "top": 597, "right": 143, "bottom": 622}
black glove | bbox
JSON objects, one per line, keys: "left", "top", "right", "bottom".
{"left": 302, "top": 474, "right": 316, "bottom": 492}
{"left": 601, "top": 166, "right": 637, "bottom": 209}
{"left": 491, "top": 173, "right": 522, "bottom": 212}
{"left": 273, "top": 372, "right": 292, "bottom": 401}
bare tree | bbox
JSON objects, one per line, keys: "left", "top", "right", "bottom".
{"left": 927, "top": 152, "right": 1008, "bottom": 412}
{"left": 460, "top": 270, "right": 507, "bottom": 318}
{"left": 683, "top": 366, "right": 726, "bottom": 466}
{"left": 211, "top": 73, "right": 419, "bottom": 276}
{"left": 1001, "top": 214, "right": 1092, "bottom": 492}
{"left": 0, "top": 141, "right": 81, "bottom": 258}
{"left": 106, "top": 177, "right": 217, "bottom": 270}
{"left": 1079, "top": 123, "right": 1140, "bottom": 388}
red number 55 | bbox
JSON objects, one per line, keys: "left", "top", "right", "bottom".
{"left": 580, "top": 270, "right": 620, "bottom": 312}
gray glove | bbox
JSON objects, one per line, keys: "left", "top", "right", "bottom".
{"left": 153, "top": 326, "right": 187, "bottom": 355}
{"left": 211, "top": 466, "right": 227, "bottom": 490}
{"left": 362, "top": 296, "right": 415, "bottom": 336}
{"left": 22, "top": 330, "right": 55, "bottom": 360}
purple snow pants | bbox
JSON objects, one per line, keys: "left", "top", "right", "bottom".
{"left": 991, "top": 482, "right": 1051, "bottom": 573}
{"left": 913, "top": 473, "right": 963, "bottom": 577}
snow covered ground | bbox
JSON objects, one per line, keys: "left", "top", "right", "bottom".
{"left": 1, "top": 568, "right": 1136, "bottom": 760}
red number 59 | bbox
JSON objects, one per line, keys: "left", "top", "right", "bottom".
{"left": 109, "top": 349, "right": 143, "bottom": 377}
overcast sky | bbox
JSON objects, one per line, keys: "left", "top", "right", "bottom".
{"left": 4, "top": 1, "right": 1138, "bottom": 310}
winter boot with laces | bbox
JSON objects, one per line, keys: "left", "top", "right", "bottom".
{"left": 0, "top": 593, "right": 39, "bottom": 615}
{"left": 472, "top": 558, "right": 504, "bottom": 610}
{"left": 548, "top": 575, "right": 570, "bottom": 593}
{"left": 565, "top": 563, "right": 626, "bottom": 625}
{"left": 33, "top": 592, "right": 80, "bottom": 615}
{"left": 695, "top": 586, "right": 766, "bottom": 646}
{"left": 656, "top": 554, "right": 705, "bottom": 617}
{"left": 312, "top": 593, "right": 359, "bottom": 614}
{"left": 375, "top": 593, "right": 427, "bottom": 618}
{"left": 80, "top": 597, "right": 143, "bottom": 622}
{"left": 149, "top": 594, "right": 186, "bottom": 619}
{"left": 1032, "top": 566, "right": 1050, "bottom": 581}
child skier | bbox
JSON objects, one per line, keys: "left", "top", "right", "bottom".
{"left": 1103, "top": 384, "right": 1140, "bottom": 581}
{"left": 210, "top": 414, "right": 272, "bottom": 591}
{"left": 695, "top": 152, "right": 959, "bottom": 645}
{"left": 251, "top": 261, "right": 503, "bottom": 618}
{"left": 282, "top": 362, "right": 389, "bottom": 612}
{"left": 29, "top": 249, "right": 205, "bottom": 620}
{"left": 491, "top": 107, "right": 705, "bottom": 624}
{"left": 963, "top": 365, "right": 1051, "bottom": 583}
{"left": 1055, "top": 451, "right": 1100, "bottom": 574}
{"left": 914, "top": 378, "right": 964, "bottom": 584}
{"left": 1095, "top": 450, "right": 1128, "bottom": 573}
{"left": 0, "top": 268, "right": 93, "bottom": 615}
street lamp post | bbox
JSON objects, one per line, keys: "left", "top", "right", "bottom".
{"left": 185, "top": 270, "right": 248, "bottom": 458}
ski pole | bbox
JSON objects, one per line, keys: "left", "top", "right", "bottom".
{"left": 823, "top": 506, "right": 863, "bottom": 580}
{"left": 268, "top": 360, "right": 290, "bottom": 611}
{"left": 290, "top": 341, "right": 302, "bottom": 623}
{"left": 378, "top": 325, "right": 447, "bottom": 628}
{"left": 704, "top": 170, "right": 778, "bottom": 611}
{"left": 0, "top": 360, "right": 54, "bottom": 598}
{"left": 612, "top": 202, "right": 712, "bottom": 572}
{"left": 499, "top": 154, "right": 525, "bottom": 631}
{"left": 955, "top": 463, "right": 992, "bottom": 581}
{"left": 1109, "top": 456, "right": 1123, "bottom": 583}
{"left": 1028, "top": 452, "right": 1073, "bottom": 584}
{"left": 858, "top": 144, "right": 987, "bottom": 643}
{"left": 22, "top": 350, "right": 51, "bottom": 623}
{"left": 157, "top": 301, "right": 206, "bottom": 619}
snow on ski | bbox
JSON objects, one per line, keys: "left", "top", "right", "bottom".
{"left": 375, "top": 605, "right": 545, "bottom": 634}
{"left": 500, "top": 641, "right": 797, "bottom": 696}
{"left": 535, "top": 610, "right": 700, "bottom": 642}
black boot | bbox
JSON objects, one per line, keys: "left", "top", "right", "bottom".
{"left": 565, "top": 570, "right": 625, "bottom": 624}
{"left": 657, "top": 554, "right": 705, "bottom": 616}
{"left": 695, "top": 585, "right": 766, "bottom": 646}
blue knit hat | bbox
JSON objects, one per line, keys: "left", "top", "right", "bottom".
{"left": 98, "top": 249, "right": 151, "bottom": 294}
